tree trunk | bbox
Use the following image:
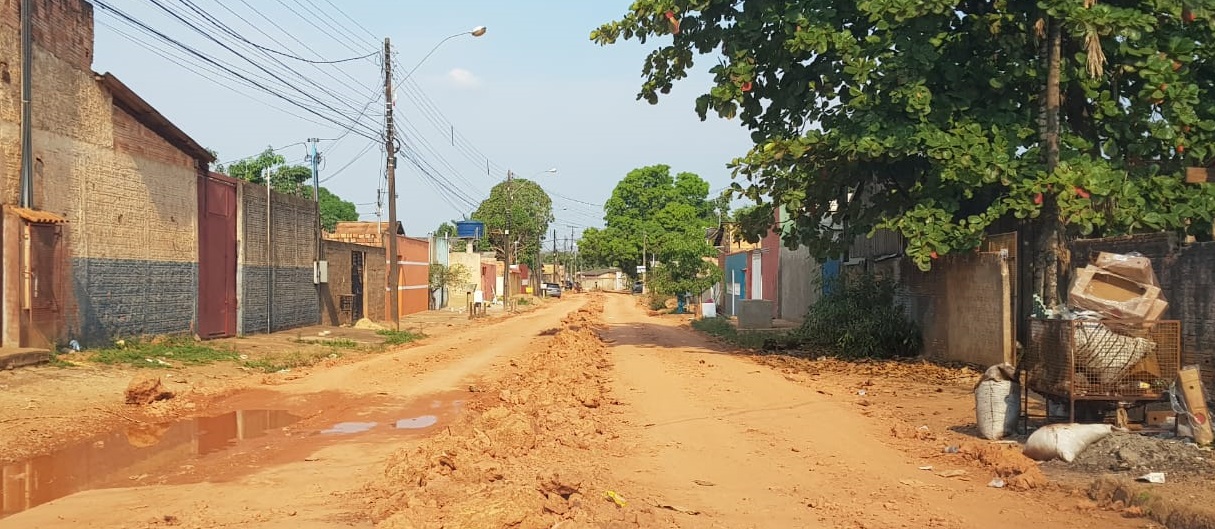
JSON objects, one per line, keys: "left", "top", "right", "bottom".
{"left": 1033, "top": 17, "right": 1070, "bottom": 310}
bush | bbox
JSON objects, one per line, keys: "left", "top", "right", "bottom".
{"left": 794, "top": 272, "right": 921, "bottom": 358}
{"left": 648, "top": 295, "right": 672, "bottom": 311}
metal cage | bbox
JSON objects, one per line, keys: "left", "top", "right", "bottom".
{"left": 1021, "top": 318, "right": 1181, "bottom": 424}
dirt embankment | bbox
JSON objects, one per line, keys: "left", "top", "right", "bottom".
{"left": 364, "top": 297, "right": 676, "bottom": 529}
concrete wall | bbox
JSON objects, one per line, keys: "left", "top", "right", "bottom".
{"left": 0, "top": 0, "right": 204, "bottom": 343}
{"left": 777, "top": 245, "right": 822, "bottom": 322}
{"left": 447, "top": 250, "right": 482, "bottom": 309}
{"left": 898, "top": 253, "right": 1013, "bottom": 367}
{"left": 1072, "top": 234, "right": 1215, "bottom": 383}
{"left": 237, "top": 182, "right": 319, "bottom": 334}
{"left": 321, "top": 240, "right": 385, "bottom": 326}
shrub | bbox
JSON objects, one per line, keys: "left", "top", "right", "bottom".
{"left": 794, "top": 272, "right": 921, "bottom": 358}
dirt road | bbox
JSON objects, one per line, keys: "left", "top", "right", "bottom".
{"left": 1, "top": 293, "right": 1156, "bottom": 528}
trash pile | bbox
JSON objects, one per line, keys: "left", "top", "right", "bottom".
{"left": 1042, "top": 252, "right": 1171, "bottom": 394}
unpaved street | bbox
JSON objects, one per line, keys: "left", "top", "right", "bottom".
{"left": 2, "top": 294, "right": 1152, "bottom": 528}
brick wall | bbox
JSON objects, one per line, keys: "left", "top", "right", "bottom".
{"left": 1072, "top": 234, "right": 1215, "bottom": 382}
{"left": 0, "top": 4, "right": 204, "bottom": 343}
{"left": 238, "top": 181, "right": 319, "bottom": 334}
{"left": 898, "top": 253, "right": 1013, "bottom": 367}
{"left": 321, "top": 240, "right": 385, "bottom": 326}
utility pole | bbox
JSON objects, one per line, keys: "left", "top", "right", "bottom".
{"left": 503, "top": 170, "right": 513, "bottom": 310}
{"left": 551, "top": 229, "right": 558, "bottom": 284}
{"left": 383, "top": 38, "right": 400, "bottom": 330}
{"left": 308, "top": 137, "right": 322, "bottom": 284}
{"left": 19, "top": 0, "right": 33, "bottom": 208}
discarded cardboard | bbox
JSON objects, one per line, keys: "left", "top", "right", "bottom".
{"left": 1178, "top": 366, "right": 1214, "bottom": 445}
{"left": 1069, "top": 266, "right": 1162, "bottom": 320}
{"left": 1093, "top": 252, "right": 1158, "bottom": 288}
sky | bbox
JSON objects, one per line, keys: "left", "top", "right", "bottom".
{"left": 89, "top": 1, "right": 755, "bottom": 240}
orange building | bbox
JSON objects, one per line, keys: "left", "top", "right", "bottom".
{"left": 324, "top": 222, "right": 431, "bottom": 319}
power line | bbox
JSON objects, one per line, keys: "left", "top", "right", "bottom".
{"left": 319, "top": 139, "right": 377, "bottom": 184}
{"left": 160, "top": 0, "right": 381, "bottom": 135}
{"left": 318, "top": 0, "right": 379, "bottom": 42}
{"left": 92, "top": 0, "right": 381, "bottom": 142}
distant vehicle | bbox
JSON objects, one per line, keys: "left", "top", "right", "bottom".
{"left": 632, "top": 281, "right": 644, "bottom": 294}
{"left": 544, "top": 282, "right": 562, "bottom": 298}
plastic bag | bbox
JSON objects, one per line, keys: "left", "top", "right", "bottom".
{"left": 1022, "top": 423, "right": 1114, "bottom": 462}
{"left": 975, "top": 363, "right": 1020, "bottom": 440}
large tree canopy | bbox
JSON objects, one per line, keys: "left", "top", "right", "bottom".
{"left": 593, "top": 0, "right": 1215, "bottom": 300}
{"left": 580, "top": 165, "right": 721, "bottom": 295}
{"left": 215, "top": 147, "right": 358, "bottom": 231}
{"left": 472, "top": 178, "right": 553, "bottom": 267}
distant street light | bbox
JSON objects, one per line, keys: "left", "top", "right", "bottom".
{"left": 385, "top": 25, "right": 486, "bottom": 329}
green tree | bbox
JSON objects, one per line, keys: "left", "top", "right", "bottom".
{"left": 594, "top": 1, "right": 1215, "bottom": 306}
{"left": 433, "top": 221, "right": 469, "bottom": 252}
{"left": 318, "top": 187, "right": 358, "bottom": 232}
{"left": 428, "top": 263, "right": 471, "bottom": 309}
{"left": 472, "top": 179, "right": 553, "bottom": 267}
{"left": 222, "top": 147, "right": 312, "bottom": 196}
{"left": 217, "top": 147, "right": 358, "bottom": 231}
{"left": 580, "top": 165, "right": 721, "bottom": 295}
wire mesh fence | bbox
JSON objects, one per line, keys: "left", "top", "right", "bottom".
{"left": 1023, "top": 318, "right": 1181, "bottom": 401}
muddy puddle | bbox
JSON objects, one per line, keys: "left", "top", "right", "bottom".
{"left": 1, "top": 392, "right": 468, "bottom": 518}
{"left": 0, "top": 409, "right": 301, "bottom": 518}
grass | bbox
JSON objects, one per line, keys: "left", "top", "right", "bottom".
{"left": 376, "top": 329, "right": 426, "bottom": 346}
{"left": 88, "top": 337, "right": 239, "bottom": 368}
{"left": 243, "top": 349, "right": 341, "bottom": 373}
{"left": 293, "top": 338, "right": 361, "bottom": 349}
{"left": 691, "top": 317, "right": 792, "bottom": 350}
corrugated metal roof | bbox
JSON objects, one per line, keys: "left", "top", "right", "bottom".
{"left": 8, "top": 207, "right": 68, "bottom": 224}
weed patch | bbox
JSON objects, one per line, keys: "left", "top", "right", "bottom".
{"left": 377, "top": 329, "right": 426, "bottom": 346}
{"left": 243, "top": 349, "right": 340, "bottom": 373}
{"left": 88, "top": 337, "right": 239, "bottom": 368}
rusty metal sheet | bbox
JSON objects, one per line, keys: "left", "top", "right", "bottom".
{"left": 7, "top": 207, "right": 67, "bottom": 224}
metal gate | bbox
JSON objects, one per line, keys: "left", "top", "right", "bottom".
{"left": 351, "top": 251, "right": 365, "bottom": 321}
{"left": 25, "top": 223, "right": 65, "bottom": 349}
{"left": 197, "top": 174, "right": 237, "bottom": 338}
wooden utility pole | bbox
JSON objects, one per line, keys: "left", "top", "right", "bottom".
{"left": 384, "top": 38, "right": 400, "bottom": 330}
{"left": 504, "top": 170, "right": 513, "bottom": 310}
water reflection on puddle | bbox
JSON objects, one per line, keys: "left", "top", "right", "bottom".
{"left": 321, "top": 421, "right": 379, "bottom": 434}
{"left": 0, "top": 410, "right": 301, "bottom": 519}
{"left": 395, "top": 415, "right": 438, "bottom": 429}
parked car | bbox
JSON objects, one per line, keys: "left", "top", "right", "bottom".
{"left": 544, "top": 282, "right": 562, "bottom": 298}
{"left": 632, "top": 281, "right": 644, "bottom": 294}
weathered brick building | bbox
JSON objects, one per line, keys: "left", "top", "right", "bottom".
{"left": 324, "top": 222, "right": 430, "bottom": 318}
{"left": 0, "top": 0, "right": 220, "bottom": 346}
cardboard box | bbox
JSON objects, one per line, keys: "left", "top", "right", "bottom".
{"left": 1069, "top": 266, "right": 1162, "bottom": 320}
{"left": 1146, "top": 410, "right": 1176, "bottom": 428}
{"left": 1094, "top": 252, "right": 1159, "bottom": 288}
{"left": 1145, "top": 299, "right": 1169, "bottom": 321}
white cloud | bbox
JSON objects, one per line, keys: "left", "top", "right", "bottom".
{"left": 446, "top": 68, "right": 482, "bottom": 88}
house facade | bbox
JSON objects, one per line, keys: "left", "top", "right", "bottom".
{"left": 0, "top": 0, "right": 224, "bottom": 347}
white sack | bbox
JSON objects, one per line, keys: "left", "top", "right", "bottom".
{"left": 1022, "top": 423, "right": 1114, "bottom": 462}
{"left": 975, "top": 363, "right": 1020, "bottom": 440}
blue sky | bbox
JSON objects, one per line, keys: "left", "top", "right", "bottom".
{"left": 90, "top": 1, "right": 753, "bottom": 237}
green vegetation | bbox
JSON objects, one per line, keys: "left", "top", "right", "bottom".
{"left": 692, "top": 274, "right": 920, "bottom": 359}
{"left": 293, "top": 338, "right": 361, "bottom": 349}
{"left": 243, "top": 349, "right": 341, "bottom": 373}
{"left": 472, "top": 178, "right": 553, "bottom": 269}
{"left": 377, "top": 329, "right": 426, "bottom": 346}
{"left": 579, "top": 165, "right": 721, "bottom": 298}
{"left": 796, "top": 274, "right": 921, "bottom": 359}
{"left": 88, "top": 337, "right": 239, "bottom": 368}
{"left": 595, "top": 1, "right": 1215, "bottom": 308}
{"left": 691, "top": 317, "right": 779, "bottom": 350}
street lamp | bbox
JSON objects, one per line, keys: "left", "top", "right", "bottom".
{"left": 384, "top": 26, "right": 485, "bottom": 330}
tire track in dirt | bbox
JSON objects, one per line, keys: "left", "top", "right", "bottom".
{"left": 600, "top": 294, "right": 1149, "bottom": 529}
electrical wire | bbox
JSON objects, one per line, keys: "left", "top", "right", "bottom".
{"left": 92, "top": 0, "right": 381, "bottom": 142}
{"left": 318, "top": 139, "right": 378, "bottom": 184}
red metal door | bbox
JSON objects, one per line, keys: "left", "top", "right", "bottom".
{"left": 198, "top": 174, "right": 237, "bottom": 338}
{"left": 25, "top": 223, "right": 65, "bottom": 349}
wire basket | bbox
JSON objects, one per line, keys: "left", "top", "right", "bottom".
{"left": 1023, "top": 318, "right": 1181, "bottom": 400}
